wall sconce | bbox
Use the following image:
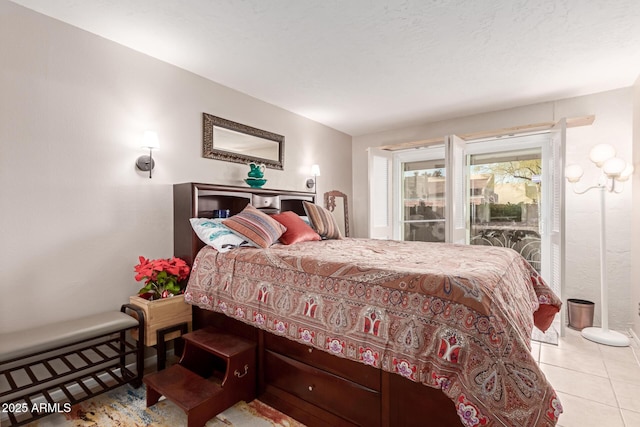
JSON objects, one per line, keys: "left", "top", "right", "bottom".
{"left": 306, "top": 164, "right": 321, "bottom": 192}
{"left": 135, "top": 131, "right": 160, "bottom": 178}
{"left": 565, "top": 143, "right": 633, "bottom": 347}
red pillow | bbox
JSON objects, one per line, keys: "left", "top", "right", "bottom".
{"left": 271, "top": 211, "right": 321, "bottom": 245}
{"left": 533, "top": 303, "right": 560, "bottom": 332}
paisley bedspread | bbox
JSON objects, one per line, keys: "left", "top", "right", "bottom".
{"left": 185, "top": 238, "right": 563, "bottom": 427}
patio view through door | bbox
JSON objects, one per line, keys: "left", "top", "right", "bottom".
{"left": 467, "top": 147, "right": 543, "bottom": 274}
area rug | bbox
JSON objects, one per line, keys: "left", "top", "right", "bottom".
{"left": 28, "top": 384, "right": 305, "bottom": 427}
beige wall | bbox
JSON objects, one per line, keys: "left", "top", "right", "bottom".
{"left": 353, "top": 88, "right": 635, "bottom": 332}
{"left": 0, "top": 1, "right": 352, "bottom": 333}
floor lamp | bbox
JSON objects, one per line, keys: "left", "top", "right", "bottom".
{"left": 565, "top": 144, "right": 633, "bottom": 347}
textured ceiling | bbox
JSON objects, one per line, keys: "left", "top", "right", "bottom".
{"left": 10, "top": 0, "right": 640, "bottom": 136}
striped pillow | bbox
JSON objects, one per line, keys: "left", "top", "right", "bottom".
{"left": 303, "top": 201, "right": 342, "bottom": 239}
{"left": 223, "top": 205, "right": 286, "bottom": 248}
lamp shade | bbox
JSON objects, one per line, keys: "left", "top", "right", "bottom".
{"left": 617, "top": 162, "right": 634, "bottom": 182}
{"left": 602, "top": 157, "right": 626, "bottom": 177}
{"left": 141, "top": 130, "right": 160, "bottom": 150}
{"left": 564, "top": 164, "right": 584, "bottom": 183}
{"left": 589, "top": 144, "right": 615, "bottom": 167}
{"left": 310, "top": 164, "right": 321, "bottom": 176}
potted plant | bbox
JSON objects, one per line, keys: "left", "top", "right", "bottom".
{"left": 129, "top": 256, "right": 192, "bottom": 347}
{"left": 134, "top": 256, "right": 190, "bottom": 300}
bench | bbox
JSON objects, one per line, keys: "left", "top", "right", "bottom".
{"left": 0, "top": 304, "right": 145, "bottom": 426}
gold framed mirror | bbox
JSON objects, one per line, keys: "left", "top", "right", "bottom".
{"left": 202, "top": 113, "right": 284, "bottom": 170}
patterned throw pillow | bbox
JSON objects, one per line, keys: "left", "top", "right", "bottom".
{"left": 270, "top": 211, "right": 321, "bottom": 245}
{"left": 223, "top": 204, "right": 286, "bottom": 248}
{"left": 302, "top": 201, "right": 342, "bottom": 239}
{"left": 189, "top": 218, "right": 254, "bottom": 252}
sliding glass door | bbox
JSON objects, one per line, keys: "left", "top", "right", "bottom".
{"left": 394, "top": 146, "right": 446, "bottom": 242}
{"left": 465, "top": 132, "right": 564, "bottom": 343}
{"left": 467, "top": 147, "right": 543, "bottom": 273}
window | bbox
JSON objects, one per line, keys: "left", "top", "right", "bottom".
{"left": 394, "top": 146, "right": 446, "bottom": 242}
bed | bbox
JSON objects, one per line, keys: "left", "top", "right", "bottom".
{"left": 174, "top": 182, "right": 563, "bottom": 427}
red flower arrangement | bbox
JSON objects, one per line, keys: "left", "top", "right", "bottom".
{"left": 134, "top": 256, "right": 190, "bottom": 300}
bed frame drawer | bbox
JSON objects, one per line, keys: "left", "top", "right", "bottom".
{"left": 252, "top": 194, "right": 280, "bottom": 210}
{"left": 265, "top": 350, "right": 380, "bottom": 427}
{"left": 264, "top": 333, "right": 380, "bottom": 391}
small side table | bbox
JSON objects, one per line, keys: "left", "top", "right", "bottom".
{"left": 128, "top": 295, "right": 192, "bottom": 371}
{"left": 156, "top": 322, "right": 189, "bottom": 371}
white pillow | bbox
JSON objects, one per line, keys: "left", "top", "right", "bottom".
{"left": 189, "top": 218, "right": 254, "bottom": 252}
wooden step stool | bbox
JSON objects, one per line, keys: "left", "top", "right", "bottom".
{"left": 143, "top": 327, "right": 257, "bottom": 427}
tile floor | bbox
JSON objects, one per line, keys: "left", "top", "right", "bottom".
{"left": 535, "top": 328, "right": 640, "bottom": 427}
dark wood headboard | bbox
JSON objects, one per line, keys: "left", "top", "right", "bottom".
{"left": 173, "top": 183, "right": 315, "bottom": 266}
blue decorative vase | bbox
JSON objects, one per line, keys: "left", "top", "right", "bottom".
{"left": 248, "top": 163, "right": 265, "bottom": 179}
{"left": 245, "top": 178, "right": 267, "bottom": 188}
